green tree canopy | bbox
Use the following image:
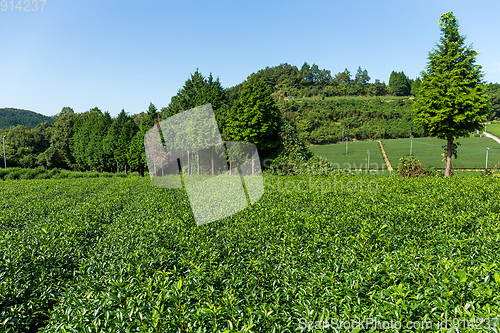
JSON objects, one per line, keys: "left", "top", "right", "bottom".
{"left": 45, "top": 107, "right": 78, "bottom": 169}
{"left": 162, "top": 70, "right": 228, "bottom": 134}
{"left": 389, "top": 71, "right": 411, "bottom": 96}
{"left": 354, "top": 66, "right": 371, "bottom": 95}
{"left": 225, "top": 76, "right": 281, "bottom": 159}
{"left": 128, "top": 103, "right": 159, "bottom": 176}
{"left": 413, "top": 12, "right": 490, "bottom": 177}
{"left": 411, "top": 77, "right": 422, "bottom": 97}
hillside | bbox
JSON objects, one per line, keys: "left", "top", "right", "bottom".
{"left": 277, "top": 96, "right": 418, "bottom": 144}
{"left": 0, "top": 108, "right": 55, "bottom": 129}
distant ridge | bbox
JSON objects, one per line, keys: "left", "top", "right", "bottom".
{"left": 0, "top": 108, "right": 55, "bottom": 129}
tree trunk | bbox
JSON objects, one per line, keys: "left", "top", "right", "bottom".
{"left": 252, "top": 147, "right": 255, "bottom": 176}
{"left": 197, "top": 151, "right": 200, "bottom": 175}
{"left": 444, "top": 138, "right": 453, "bottom": 177}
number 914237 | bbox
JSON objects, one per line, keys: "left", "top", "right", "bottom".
{"left": 1, "top": 0, "right": 46, "bottom": 11}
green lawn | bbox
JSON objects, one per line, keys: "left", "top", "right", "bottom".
{"left": 310, "top": 140, "right": 385, "bottom": 170}
{"left": 382, "top": 136, "right": 500, "bottom": 169}
{"left": 486, "top": 123, "right": 500, "bottom": 138}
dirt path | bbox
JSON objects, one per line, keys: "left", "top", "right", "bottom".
{"left": 378, "top": 140, "right": 393, "bottom": 171}
{"left": 484, "top": 132, "right": 500, "bottom": 145}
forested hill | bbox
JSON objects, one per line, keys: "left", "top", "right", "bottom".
{"left": 0, "top": 108, "right": 55, "bottom": 129}
{"left": 222, "top": 63, "right": 500, "bottom": 144}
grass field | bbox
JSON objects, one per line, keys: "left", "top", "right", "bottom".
{"left": 487, "top": 123, "right": 500, "bottom": 138}
{"left": 381, "top": 136, "right": 500, "bottom": 169}
{"left": 310, "top": 140, "right": 386, "bottom": 170}
{"left": 1, "top": 176, "right": 500, "bottom": 332}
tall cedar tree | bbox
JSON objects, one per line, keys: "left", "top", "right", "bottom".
{"left": 413, "top": 12, "right": 490, "bottom": 177}
{"left": 389, "top": 71, "right": 411, "bottom": 96}
{"left": 225, "top": 76, "right": 281, "bottom": 159}
{"left": 128, "top": 103, "right": 158, "bottom": 176}
{"left": 117, "top": 117, "right": 139, "bottom": 173}
{"left": 71, "top": 107, "right": 101, "bottom": 171}
{"left": 87, "top": 112, "right": 112, "bottom": 172}
{"left": 354, "top": 67, "right": 371, "bottom": 95}
{"left": 163, "top": 70, "right": 228, "bottom": 136}
{"left": 103, "top": 109, "right": 129, "bottom": 172}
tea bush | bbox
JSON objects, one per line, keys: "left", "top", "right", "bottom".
{"left": 1, "top": 175, "right": 500, "bottom": 332}
{"left": 0, "top": 167, "right": 137, "bottom": 181}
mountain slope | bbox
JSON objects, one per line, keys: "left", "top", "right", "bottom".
{"left": 0, "top": 108, "right": 55, "bottom": 129}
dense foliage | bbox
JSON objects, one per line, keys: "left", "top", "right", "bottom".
{"left": 397, "top": 156, "right": 434, "bottom": 177}
{"left": 226, "top": 77, "right": 281, "bottom": 159}
{"left": 279, "top": 97, "right": 422, "bottom": 144}
{"left": 1, "top": 176, "right": 500, "bottom": 332}
{"left": 0, "top": 166, "right": 137, "bottom": 180}
{"left": 413, "top": 12, "right": 490, "bottom": 177}
{"left": 389, "top": 71, "right": 412, "bottom": 96}
{"left": 162, "top": 70, "right": 229, "bottom": 134}
{"left": 486, "top": 83, "right": 500, "bottom": 119}
{"left": 1, "top": 64, "right": 498, "bottom": 172}
{"left": 226, "top": 63, "right": 421, "bottom": 101}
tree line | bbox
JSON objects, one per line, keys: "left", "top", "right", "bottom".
{"left": 1, "top": 57, "right": 498, "bottom": 173}
{"left": 0, "top": 71, "right": 282, "bottom": 174}
{"left": 226, "top": 63, "right": 424, "bottom": 100}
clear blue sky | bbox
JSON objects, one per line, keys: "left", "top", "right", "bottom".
{"left": 1, "top": 0, "right": 499, "bottom": 117}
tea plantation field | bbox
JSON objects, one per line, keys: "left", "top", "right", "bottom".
{"left": 1, "top": 176, "right": 500, "bottom": 332}
{"left": 487, "top": 124, "right": 500, "bottom": 139}
{"left": 310, "top": 141, "right": 385, "bottom": 170}
{"left": 382, "top": 137, "right": 500, "bottom": 170}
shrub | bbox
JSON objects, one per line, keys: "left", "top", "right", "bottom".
{"left": 4, "top": 168, "right": 24, "bottom": 180}
{"left": 398, "top": 156, "right": 434, "bottom": 177}
{"left": 113, "top": 172, "right": 127, "bottom": 177}
{"left": 34, "top": 172, "right": 52, "bottom": 179}
{"left": 2, "top": 176, "right": 500, "bottom": 331}
{"left": 99, "top": 172, "right": 113, "bottom": 178}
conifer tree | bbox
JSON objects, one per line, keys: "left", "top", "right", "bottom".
{"left": 413, "top": 12, "right": 490, "bottom": 177}
{"left": 103, "top": 109, "right": 129, "bottom": 172}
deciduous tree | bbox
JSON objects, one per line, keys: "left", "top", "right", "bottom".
{"left": 225, "top": 76, "right": 281, "bottom": 159}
